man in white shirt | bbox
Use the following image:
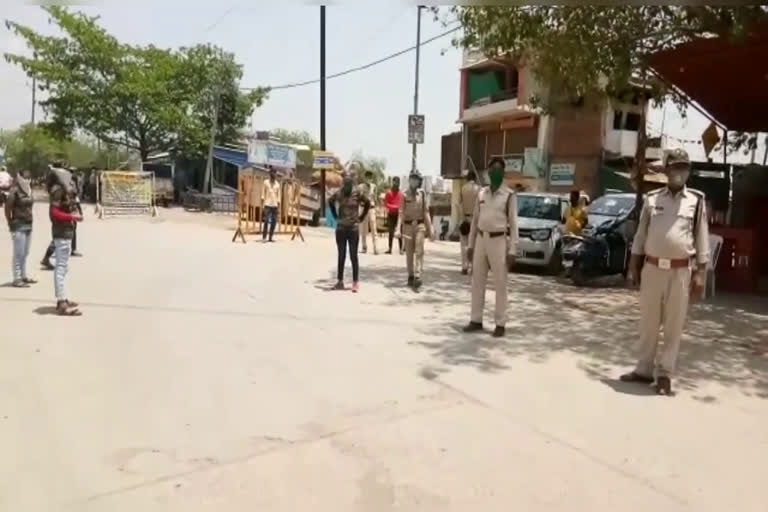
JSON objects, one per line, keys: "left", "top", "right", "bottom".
{"left": 261, "top": 168, "right": 281, "bottom": 242}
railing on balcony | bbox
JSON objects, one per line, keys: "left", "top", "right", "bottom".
{"left": 466, "top": 88, "right": 519, "bottom": 109}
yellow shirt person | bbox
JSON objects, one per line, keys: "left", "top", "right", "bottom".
{"left": 565, "top": 192, "right": 588, "bottom": 235}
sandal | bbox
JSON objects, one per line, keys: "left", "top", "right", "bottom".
{"left": 332, "top": 282, "right": 345, "bottom": 291}
{"left": 12, "top": 280, "right": 30, "bottom": 288}
{"left": 56, "top": 301, "right": 82, "bottom": 316}
{"left": 619, "top": 371, "right": 654, "bottom": 384}
{"left": 22, "top": 277, "right": 38, "bottom": 284}
{"left": 66, "top": 299, "right": 79, "bottom": 308}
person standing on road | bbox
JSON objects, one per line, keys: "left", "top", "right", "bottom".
{"left": 458, "top": 170, "right": 481, "bottom": 275}
{"left": 384, "top": 177, "right": 404, "bottom": 255}
{"left": 395, "top": 169, "right": 434, "bottom": 292}
{"left": 47, "top": 166, "right": 83, "bottom": 316}
{"left": 329, "top": 172, "right": 371, "bottom": 293}
{"left": 262, "top": 168, "right": 280, "bottom": 242}
{"left": 5, "top": 170, "right": 37, "bottom": 288}
{"left": 621, "top": 149, "right": 709, "bottom": 396}
{"left": 463, "top": 157, "right": 518, "bottom": 338}
{"left": 70, "top": 171, "right": 84, "bottom": 257}
{"left": 359, "top": 170, "right": 379, "bottom": 255}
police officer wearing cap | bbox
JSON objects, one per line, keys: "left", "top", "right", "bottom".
{"left": 395, "top": 169, "right": 434, "bottom": 292}
{"left": 621, "top": 148, "right": 709, "bottom": 395}
{"left": 463, "top": 157, "right": 518, "bottom": 338}
{"left": 458, "top": 169, "right": 480, "bottom": 275}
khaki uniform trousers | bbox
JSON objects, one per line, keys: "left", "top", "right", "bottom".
{"left": 470, "top": 233, "right": 508, "bottom": 327}
{"left": 360, "top": 209, "right": 378, "bottom": 253}
{"left": 404, "top": 222, "right": 426, "bottom": 279}
{"left": 635, "top": 264, "right": 692, "bottom": 378}
{"left": 460, "top": 216, "right": 472, "bottom": 272}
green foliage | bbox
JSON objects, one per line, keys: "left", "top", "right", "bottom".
{"left": 0, "top": 124, "right": 133, "bottom": 176}
{"left": 4, "top": 6, "right": 269, "bottom": 160}
{"left": 349, "top": 151, "right": 387, "bottom": 189}
{"left": 270, "top": 129, "right": 320, "bottom": 150}
{"left": 0, "top": 124, "right": 60, "bottom": 177}
{"left": 446, "top": 6, "right": 768, "bottom": 111}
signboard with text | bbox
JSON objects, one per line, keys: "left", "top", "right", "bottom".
{"left": 408, "top": 115, "right": 425, "bottom": 144}
{"left": 549, "top": 163, "right": 575, "bottom": 186}
{"left": 248, "top": 140, "right": 297, "bottom": 168}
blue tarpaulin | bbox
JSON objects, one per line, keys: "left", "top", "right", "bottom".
{"left": 213, "top": 147, "right": 248, "bottom": 168}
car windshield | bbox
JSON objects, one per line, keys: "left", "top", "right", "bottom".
{"left": 517, "top": 195, "right": 562, "bottom": 221}
{"left": 588, "top": 196, "right": 636, "bottom": 217}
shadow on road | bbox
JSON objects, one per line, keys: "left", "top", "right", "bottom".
{"left": 363, "top": 249, "right": 768, "bottom": 401}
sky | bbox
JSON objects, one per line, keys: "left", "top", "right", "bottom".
{"left": 1, "top": 2, "right": 765, "bottom": 173}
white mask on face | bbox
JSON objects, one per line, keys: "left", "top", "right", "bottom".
{"left": 668, "top": 170, "right": 690, "bottom": 188}
{"left": 409, "top": 178, "right": 420, "bottom": 189}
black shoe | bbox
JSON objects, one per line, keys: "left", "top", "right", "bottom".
{"left": 492, "top": 326, "right": 505, "bottom": 338}
{"left": 41, "top": 260, "right": 54, "bottom": 271}
{"left": 385, "top": 250, "right": 392, "bottom": 254}
{"left": 414, "top": 278, "right": 422, "bottom": 291}
{"left": 463, "top": 322, "right": 484, "bottom": 333}
{"left": 655, "top": 376, "right": 673, "bottom": 396}
{"left": 461, "top": 268, "right": 468, "bottom": 275}
{"left": 407, "top": 275, "right": 415, "bottom": 287}
{"left": 619, "top": 371, "right": 654, "bottom": 384}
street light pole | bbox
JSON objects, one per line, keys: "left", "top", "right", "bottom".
{"left": 411, "top": 5, "right": 422, "bottom": 173}
{"left": 320, "top": 5, "right": 327, "bottom": 218}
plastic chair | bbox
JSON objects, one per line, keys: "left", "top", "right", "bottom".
{"left": 706, "top": 234, "right": 723, "bottom": 298}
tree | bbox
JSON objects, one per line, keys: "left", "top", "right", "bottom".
{"left": 447, "top": 6, "right": 768, "bottom": 200}
{"left": 270, "top": 129, "right": 320, "bottom": 150}
{"left": 349, "top": 151, "right": 387, "bottom": 189}
{"left": 1, "top": 124, "right": 61, "bottom": 177}
{"left": 4, "top": 6, "right": 268, "bottom": 161}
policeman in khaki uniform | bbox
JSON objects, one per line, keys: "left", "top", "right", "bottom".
{"left": 458, "top": 170, "right": 481, "bottom": 275}
{"left": 396, "top": 169, "right": 434, "bottom": 291}
{"left": 464, "top": 157, "right": 518, "bottom": 338}
{"left": 621, "top": 148, "right": 709, "bottom": 396}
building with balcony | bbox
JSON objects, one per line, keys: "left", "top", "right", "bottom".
{"left": 442, "top": 49, "right": 663, "bottom": 226}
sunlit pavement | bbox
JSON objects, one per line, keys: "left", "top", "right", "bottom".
{"left": 1, "top": 204, "right": 767, "bottom": 511}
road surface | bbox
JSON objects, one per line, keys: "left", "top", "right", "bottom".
{"left": 1, "top": 205, "right": 767, "bottom": 511}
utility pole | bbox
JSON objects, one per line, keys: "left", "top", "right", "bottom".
{"left": 204, "top": 89, "right": 220, "bottom": 194}
{"left": 411, "top": 5, "right": 422, "bottom": 173}
{"left": 320, "top": 5, "right": 327, "bottom": 218}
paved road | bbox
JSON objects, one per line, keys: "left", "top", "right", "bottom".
{"left": 1, "top": 205, "right": 767, "bottom": 511}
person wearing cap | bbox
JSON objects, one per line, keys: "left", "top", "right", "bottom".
{"left": 458, "top": 169, "right": 480, "bottom": 275}
{"left": 463, "top": 157, "right": 518, "bottom": 338}
{"left": 4, "top": 170, "right": 37, "bottom": 287}
{"left": 328, "top": 172, "right": 371, "bottom": 293}
{"left": 621, "top": 148, "right": 709, "bottom": 396}
{"left": 395, "top": 169, "right": 433, "bottom": 291}
{"left": 359, "top": 170, "right": 379, "bottom": 255}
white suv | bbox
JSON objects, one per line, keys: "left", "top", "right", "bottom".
{"left": 515, "top": 193, "right": 569, "bottom": 274}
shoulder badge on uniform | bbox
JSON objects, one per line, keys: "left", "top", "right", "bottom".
{"left": 687, "top": 188, "right": 705, "bottom": 199}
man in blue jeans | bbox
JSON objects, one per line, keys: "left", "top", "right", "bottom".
{"left": 5, "top": 170, "right": 37, "bottom": 288}
{"left": 261, "top": 168, "right": 280, "bottom": 242}
{"left": 47, "top": 166, "right": 83, "bottom": 316}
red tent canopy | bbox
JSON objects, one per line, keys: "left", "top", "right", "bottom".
{"left": 649, "top": 27, "right": 768, "bottom": 132}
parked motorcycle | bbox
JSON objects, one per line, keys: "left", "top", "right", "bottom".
{"left": 561, "top": 212, "right": 632, "bottom": 286}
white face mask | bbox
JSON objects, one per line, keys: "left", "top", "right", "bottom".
{"left": 409, "top": 178, "right": 420, "bottom": 189}
{"left": 668, "top": 170, "right": 690, "bottom": 188}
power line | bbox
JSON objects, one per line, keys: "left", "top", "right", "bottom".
{"left": 202, "top": 4, "right": 240, "bottom": 34}
{"left": 243, "top": 25, "right": 461, "bottom": 92}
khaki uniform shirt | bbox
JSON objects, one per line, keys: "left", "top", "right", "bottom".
{"left": 262, "top": 180, "right": 281, "bottom": 208}
{"left": 631, "top": 187, "right": 709, "bottom": 265}
{"left": 400, "top": 188, "right": 428, "bottom": 222}
{"left": 459, "top": 181, "right": 480, "bottom": 217}
{"left": 468, "top": 186, "right": 518, "bottom": 255}
{"left": 359, "top": 182, "right": 377, "bottom": 205}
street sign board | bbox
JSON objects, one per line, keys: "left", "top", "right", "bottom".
{"left": 408, "top": 115, "right": 425, "bottom": 144}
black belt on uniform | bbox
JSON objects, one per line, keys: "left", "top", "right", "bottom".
{"left": 404, "top": 219, "right": 424, "bottom": 225}
{"left": 478, "top": 229, "right": 505, "bottom": 238}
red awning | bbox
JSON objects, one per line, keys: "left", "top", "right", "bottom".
{"left": 649, "top": 27, "right": 768, "bottom": 132}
